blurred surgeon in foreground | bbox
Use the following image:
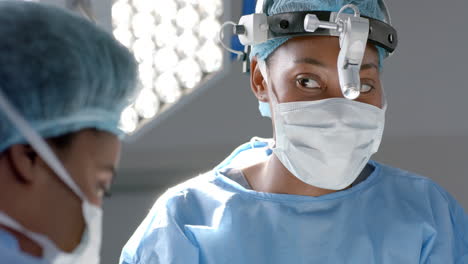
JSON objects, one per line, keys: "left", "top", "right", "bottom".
{"left": 121, "top": 0, "right": 468, "bottom": 263}
{"left": 0, "top": 1, "right": 139, "bottom": 263}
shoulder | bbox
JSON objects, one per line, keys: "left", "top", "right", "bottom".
{"left": 119, "top": 174, "right": 218, "bottom": 263}
{"left": 374, "top": 161, "right": 453, "bottom": 200}
{"left": 158, "top": 171, "right": 216, "bottom": 201}
{"left": 373, "top": 161, "right": 468, "bottom": 244}
{"left": 373, "top": 161, "right": 462, "bottom": 206}
{"left": 148, "top": 171, "right": 223, "bottom": 220}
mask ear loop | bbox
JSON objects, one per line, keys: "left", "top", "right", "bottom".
{"left": 258, "top": 59, "right": 281, "bottom": 112}
{"left": 258, "top": 59, "right": 283, "bottom": 149}
{"left": 0, "top": 87, "right": 86, "bottom": 201}
{"left": 0, "top": 211, "right": 62, "bottom": 260}
{"left": 257, "top": 58, "right": 275, "bottom": 116}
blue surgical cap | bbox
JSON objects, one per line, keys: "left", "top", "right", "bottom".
{"left": 251, "top": 0, "right": 388, "bottom": 64}
{"left": 253, "top": 0, "right": 389, "bottom": 118}
{"left": 0, "top": 1, "right": 139, "bottom": 153}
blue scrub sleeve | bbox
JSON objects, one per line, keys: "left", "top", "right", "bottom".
{"left": 119, "top": 192, "right": 200, "bottom": 264}
{"left": 423, "top": 183, "right": 468, "bottom": 263}
{"left": 451, "top": 194, "right": 468, "bottom": 263}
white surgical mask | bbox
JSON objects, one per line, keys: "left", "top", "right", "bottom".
{"left": 272, "top": 97, "right": 386, "bottom": 190}
{"left": 258, "top": 58, "right": 386, "bottom": 190}
{"left": 0, "top": 89, "right": 102, "bottom": 264}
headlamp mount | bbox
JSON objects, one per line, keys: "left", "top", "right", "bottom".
{"left": 219, "top": 3, "right": 398, "bottom": 99}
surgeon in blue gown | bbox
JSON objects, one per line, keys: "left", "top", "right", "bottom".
{"left": 0, "top": 1, "right": 139, "bottom": 263}
{"left": 120, "top": 0, "right": 468, "bottom": 263}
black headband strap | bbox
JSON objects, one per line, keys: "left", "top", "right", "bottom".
{"left": 266, "top": 11, "right": 398, "bottom": 53}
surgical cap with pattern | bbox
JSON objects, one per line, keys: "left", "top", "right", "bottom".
{"left": 0, "top": 1, "right": 140, "bottom": 152}
{"left": 251, "top": 0, "right": 388, "bottom": 65}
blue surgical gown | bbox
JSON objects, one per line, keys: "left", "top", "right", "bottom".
{"left": 120, "top": 140, "right": 468, "bottom": 264}
{"left": 0, "top": 228, "right": 44, "bottom": 264}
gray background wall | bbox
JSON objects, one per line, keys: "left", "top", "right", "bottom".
{"left": 38, "top": 0, "right": 468, "bottom": 263}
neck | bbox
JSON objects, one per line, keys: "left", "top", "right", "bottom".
{"left": 0, "top": 224, "right": 43, "bottom": 258}
{"left": 243, "top": 155, "right": 346, "bottom": 197}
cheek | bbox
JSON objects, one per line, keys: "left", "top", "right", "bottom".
{"left": 367, "top": 97, "right": 383, "bottom": 109}
{"left": 63, "top": 157, "right": 97, "bottom": 200}
{"left": 356, "top": 88, "right": 384, "bottom": 108}
{"left": 113, "top": 142, "right": 122, "bottom": 164}
{"left": 56, "top": 145, "right": 103, "bottom": 204}
{"left": 268, "top": 75, "right": 305, "bottom": 103}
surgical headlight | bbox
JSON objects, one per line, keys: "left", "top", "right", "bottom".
{"left": 219, "top": 2, "right": 398, "bottom": 100}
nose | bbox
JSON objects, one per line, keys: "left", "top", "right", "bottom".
{"left": 324, "top": 71, "right": 346, "bottom": 99}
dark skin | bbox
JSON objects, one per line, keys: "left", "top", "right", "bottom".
{"left": 243, "top": 36, "right": 382, "bottom": 197}
{"left": 0, "top": 129, "right": 120, "bottom": 258}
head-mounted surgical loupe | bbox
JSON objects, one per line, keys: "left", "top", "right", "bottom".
{"left": 219, "top": 0, "right": 398, "bottom": 100}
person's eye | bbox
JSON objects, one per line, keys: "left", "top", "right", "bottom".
{"left": 103, "top": 184, "right": 112, "bottom": 198}
{"left": 296, "top": 77, "right": 321, "bottom": 89}
{"left": 96, "top": 182, "right": 112, "bottom": 199}
{"left": 360, "top": 83, "right": 374, "bottom": 93}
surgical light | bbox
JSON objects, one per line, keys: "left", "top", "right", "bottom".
{"left": 154, "top": 23, "right": 178, "bottom": 48}
{"left": 199, "top": 0, "right": 223, "bottom": 17}
{"left": 119, "top": 106, "right": 139, "bottom": 133}
{"left": 155, "top": 72, "right": 182, "bottom": 104}
{"left": 134, "top": 89, "right": 160, "bottom": 119}
{"left": 132, "top": 0, "right": 157, "bottom": 13}
{"left": 111, "top": 1, "right": 132, "bottom": 26}
{"left": 176, "top": 5, "right": 200, "bottom": 29}
{"left": 131, "top": 13, "right": 155, "bottom": 38}
{"left": 176, "top": 58, "right": 202, "bottom": 89}
{"left": 196, "top": 41, "right": 223, "bottom": 73}
{"left": 177, "top": 31, "right": 199, "bottom": 56}
{"left": 138, "top": 64, "right": 155, "bottom": 87}
{"left": 112, "top": 0, "right": 224, "bottom": 133}
{"left": 199, "top": 17, "right": 221, "bottom": 42}
{"left": 154, "top": 47, "right": 179, "bottom": 72}
{"left": 133, "top": 38, "right": 155, "bottom": 63}
{"left": 154, "top": 1, "right": 177, "bottom": 22}
{"left": 113, "top": 27, "right": 133, "bottom": 48}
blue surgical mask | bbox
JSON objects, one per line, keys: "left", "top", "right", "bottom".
{"left": 258, "top": 100, "right": 272, "bottom": 118}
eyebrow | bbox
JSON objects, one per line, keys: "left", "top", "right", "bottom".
{"left": 294, "top": 58, "right": 327, "bottom": 68}
{"left": 361, "top": 63, "right": 379, "bottom": 71}
{"left": 294, "top": 58, "right": 379, "bottom": 72}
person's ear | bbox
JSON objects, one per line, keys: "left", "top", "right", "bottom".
{"left": 7, "top": 144, "right": 38, "bottom": 184}
{"left": 250, "top": 57, "right": 269, "bottom": 102}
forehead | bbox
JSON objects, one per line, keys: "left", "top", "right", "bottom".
{"left": 268, "top": 36, "right": 379, "bottom": 66}
{"left": 65, "top": 129, "right": 121, "bottom": 163}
